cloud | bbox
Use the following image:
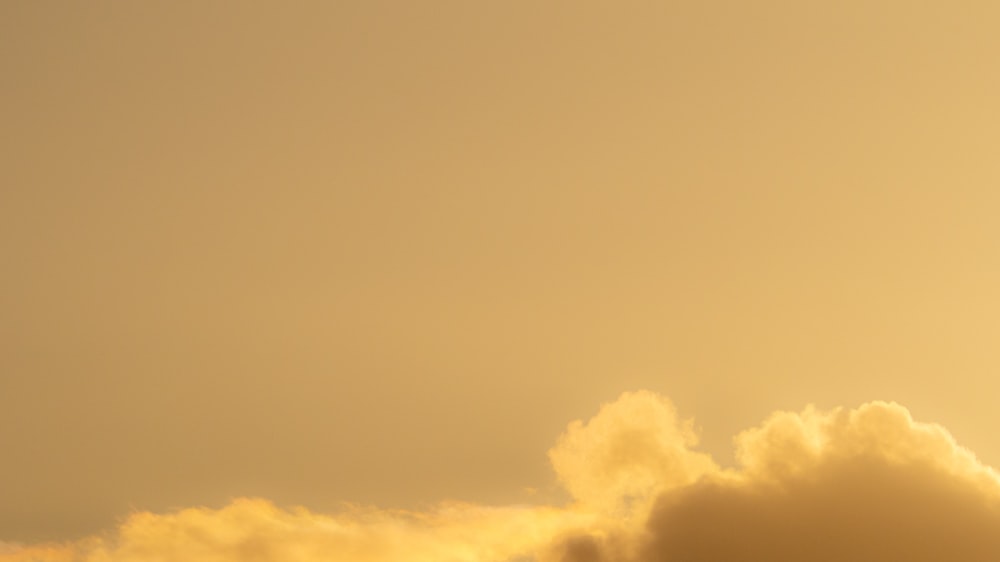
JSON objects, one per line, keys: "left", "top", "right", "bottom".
{"left": 0, "top": 500, "right": 586, "bottom": 562}
{"left": 548, "top": 390, "right": 717, "bottom": 516}
{"left": 558, "top": 401, "right": 1000, "bottom": 562}
{"left": 6, "top": 393, "right": 1000, "bottom": 562}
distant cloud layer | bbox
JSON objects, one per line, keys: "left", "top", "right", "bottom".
{"left": 6, "top": 391, "right": 1000, "bottom": 562}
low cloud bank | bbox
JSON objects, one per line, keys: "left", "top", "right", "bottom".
{"left": 6, "top": 391, "right": 1000, "bottom": 562}
{"left": 558, "top": 399, "right": 1000, "bottom": 562}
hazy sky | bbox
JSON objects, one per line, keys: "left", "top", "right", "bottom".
{"left": 3, "top": 2, "right": 1000, "bottom": 558}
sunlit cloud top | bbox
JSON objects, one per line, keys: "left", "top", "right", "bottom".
{"left": 6, "top": 391, "right": 1000, "bottom": 562}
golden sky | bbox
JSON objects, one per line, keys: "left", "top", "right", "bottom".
{"left": 3, "top": 2, "right": 1000, "bottom": 560}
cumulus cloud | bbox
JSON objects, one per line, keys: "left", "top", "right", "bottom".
{"left": 558, "top": 401, "right": 1000, "bottom": 562}
{"left": 6, "top": 392, "right": 1000, "bottom": 562}
{"left": 549, "top": 391, "right": 717, "bottom": 516}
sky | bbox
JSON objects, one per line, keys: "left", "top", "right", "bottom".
{"left": 3, "top": 2, "right": 1000, "bottom": 560}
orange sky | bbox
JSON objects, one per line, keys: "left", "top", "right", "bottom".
{"left": 3, "top": 2, "right": 1000, "bottom": 558}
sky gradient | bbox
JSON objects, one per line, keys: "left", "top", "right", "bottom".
{"left": 3, "top": 2, "right": 1000, "bottom": 559}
